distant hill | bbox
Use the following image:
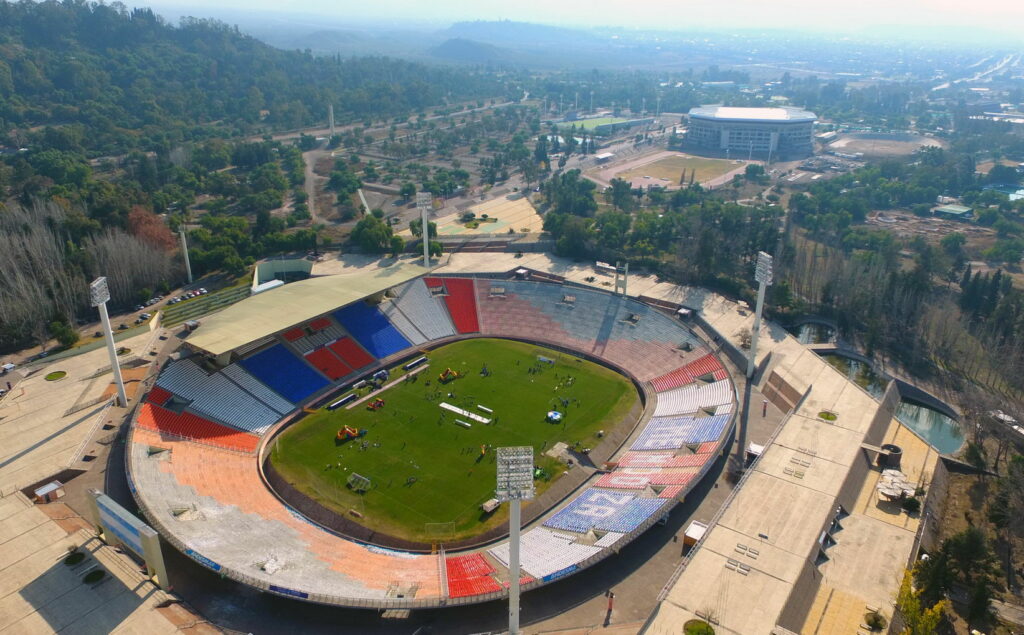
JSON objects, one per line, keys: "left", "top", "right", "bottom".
{"left": 429, "top": 38, "right": 514, "bottom": 64}
{"left": 443, "top": 20, "right": 595, "bottom": 46}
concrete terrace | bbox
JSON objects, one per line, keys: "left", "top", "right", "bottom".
{"left": 0, "top": 492, "right": 216, "bottom": 634}
{"left": 0, "top": 327, "right": 164, "bottom": 493}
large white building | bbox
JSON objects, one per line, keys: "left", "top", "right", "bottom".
{"left": 686, "top": 106, "right": 817, "bottom": 158}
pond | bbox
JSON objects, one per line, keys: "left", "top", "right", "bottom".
{"left": 821, "top": 354, "right": 963, "bottom": 454}
{"left": 787, "top": 322, "right": 836, "bottom": 345}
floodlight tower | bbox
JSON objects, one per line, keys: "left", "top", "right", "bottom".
{"left": 739, "top": 251, "right": 773, "bottom": 469}
{"left": 496, "top": 446, "right": 535, "bottom": 635}
{"left": 179, "top": 229, "right": 193, "bottom": 284}
{"left": 416, "top": 192, "right": 432, "bottom": 267}
{"left": 90, "top": 277, "right": 128, "bottom": 408}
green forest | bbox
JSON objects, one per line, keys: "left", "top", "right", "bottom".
{"left": 0, "top": 0, "right": 511, "bottom": 353}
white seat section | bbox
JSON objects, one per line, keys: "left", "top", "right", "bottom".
{"left": 156, "top": 358, "right": 280, "bottom": 434}
{"left": 222, "top": 363, "right": 294, "bottom": 414}
{"left": 653, "top": 379, "right": 733, "bottom": 417}
{"left": 391, "top": 280, "right": 456, "bottom": 341}
{"left": 381, "top": 301, "right": 428, "bottom": 346}
{"left": 488, "top": 528, "right": 602, "bottom": 579}
{"left": 156, "top": 357, "right": 210, "bottom": 398}
{"left": 188, "top": 373, "right": 281, "bottom": 434}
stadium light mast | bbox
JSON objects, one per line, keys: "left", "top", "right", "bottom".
{"left": 179, "top": 229, "right": 193, "bottom": 284}
{"left": 496, "top": 446, "right": 535, "bottom": 635}
{"left": 90, "top": 277, "right": 128, "bottom": 408}
{"left": 739, "top": 252, "right": 772, "bottom": 469}
{"left": 417, "top": 192, "right": 432, "bottom": 267}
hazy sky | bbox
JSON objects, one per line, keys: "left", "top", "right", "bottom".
{"left": 146, "top": 0, "right": 1024, "bottom": 35}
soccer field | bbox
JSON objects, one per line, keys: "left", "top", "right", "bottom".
{"left": 616, "top": 154, "right": 740, "bottom": 185}
{"left": 269, "top": 338, "right": 639, "bottom": 543}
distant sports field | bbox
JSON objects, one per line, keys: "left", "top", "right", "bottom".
{"left": 616, "top": 154, "right": 739, "bottom": 185}
{"left": 559, "top": 117, "right": 629, "bottom": 130}
{"left": 269, "top": 338, "right": 639, "bottom": 543}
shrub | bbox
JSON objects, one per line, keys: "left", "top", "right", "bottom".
{"left": 901, "top": 497, "right": 921, "bottom": 513}
{"left": 683, "top": 619, "right": 715, "bottom": 635}
{"left": 864, "top": 610, "right": 887, "bottom": 630}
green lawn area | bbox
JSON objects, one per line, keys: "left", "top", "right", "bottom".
{"left": 558, "top": 117, "right": 629, "bottom": 131}
{"left": 616, "top": 154, "right": 741, "bottom": 185}
{"left": 269, "top": 338, "right": 639, "bottom": 542}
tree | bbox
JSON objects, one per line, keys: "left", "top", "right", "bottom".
{"left": 350, "top": 215, "right": 393, "bottom": 253}
{"left": 389, "top": 235, "right": 405, "bottom": 257}
{"left": 49, "top": 321, "right": 79, "bottom": 348}
{"left": 606, "top": 178, "right": 634, "bottom": 212}
{"left": 408, "top": 219, "right": 437, "bottom": 239}
{"left": 896, "top": 569, "right": 947, "bottom": 635}
{"left": 964, "top": 441, "right": 988, "bottom": 473}
{"left": 128, "top": 206, "right": 176, "bottom": 251}
{"left": 400, "top": 182, "right": 416, "bottom": 200}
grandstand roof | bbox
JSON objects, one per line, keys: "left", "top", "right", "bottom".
{"left": 185, "top": 261, "right": 430, "bottom": 356}
{"left": 688, "top": 106, "right": 817, "bottom": 123}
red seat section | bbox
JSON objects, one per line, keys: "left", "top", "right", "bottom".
{"left": 137, "top": 402, "right": 259, "bottom": 453}
{"left": 447, "top": 553, "right": 494, "bottom": 580}
{"left": 308, "top": 317, "right": 331, "bottom": 331}
{"left": 282, "top": 327, "right": 305, "bottom": 342}
{"left": 446, "top": 553, "right": 501, "bottom": 598}
{"left": 328, "top": 337, "right": 375, "bottom": 369}
{"left": 650, "top": 354, "right": 725, "bottom": 392}
{"left": 147, "top": 386, "right": 173, "bottom": 406}
{"left": 304, "top": 348, "right": 352, "bottom": 381}
{"left": 428, "top": 277, "right": 479, "bottom": 333}
{"left": 448, "top": 576, "right": 502, "bottom": 598}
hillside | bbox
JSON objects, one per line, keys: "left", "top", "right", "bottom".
{"left": 0, "top": 2, "right": 508, "bottom": 155}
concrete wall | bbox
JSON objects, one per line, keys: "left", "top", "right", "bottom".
{"left": 253, "top": 258, "right": 313, "bottom": 287}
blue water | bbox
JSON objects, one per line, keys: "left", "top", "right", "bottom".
{"left": 821, "top": 354, "right": 963, "bottom": 455}
{"left": 895, "top": 402, "right": 964, "bottom": 455}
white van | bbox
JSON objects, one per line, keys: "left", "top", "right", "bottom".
{"left": 1, "top": 363, "right": 15, "bottom": 374}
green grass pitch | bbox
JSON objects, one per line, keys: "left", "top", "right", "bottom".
{"left": 269, "top": 338, "right": 639, "bottom": 542}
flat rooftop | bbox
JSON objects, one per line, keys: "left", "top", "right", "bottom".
{"left": 689, "top": 106, "right": 817, "bottom": 123}
{"left": 185, "top": 260, "right": 429, "bottom": 356}
{"left": 645, "top": 339, "right": 939, "bottom": 635}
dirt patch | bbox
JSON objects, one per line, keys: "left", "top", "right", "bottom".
{"left": 830, "top": 133, "right": 946, "bottom": 158}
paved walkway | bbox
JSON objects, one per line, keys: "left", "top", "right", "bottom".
{"left": 0, "top": 493, "right": 217, "bottom": 634}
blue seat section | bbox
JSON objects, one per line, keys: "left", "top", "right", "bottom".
{"left": 239, "top": 344, "right": 328, "bottom": 403}
{"left": 332, "top": 302, "right": 412, "bottom": 359}
{"left": 631, "top": 414, "right": 732, "bottom": 451}
{"left": 595, "top": 498, "right": 668, "bottom": 533}
{"left": 543, "top": 489, "right": 637, "bottom": 534}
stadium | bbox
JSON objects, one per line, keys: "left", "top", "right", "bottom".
{"left": 686, "top": 106, "right": 817, "bottom": 158}
{"left": 125, "top": 262, "right": 738, "bottom": 609}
